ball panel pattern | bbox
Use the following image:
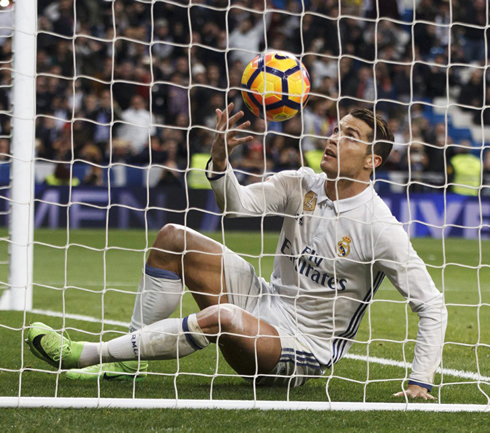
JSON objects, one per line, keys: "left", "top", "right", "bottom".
{"left": 241, "top": 51, "right": 311, "bottom": 122}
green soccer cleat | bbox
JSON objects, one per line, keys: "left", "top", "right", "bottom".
{"left": 25, "top": 322, "right": 85, "bottom": 370}
{"left": 66, "top": 361, "right": 148, "bottom": 382}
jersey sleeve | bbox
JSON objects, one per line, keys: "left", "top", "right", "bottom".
{"left": 206, "top": 159, "right": 295, "bottom": 217}
{"left": 373, "top": 222, "right": 448, "bottom": 389}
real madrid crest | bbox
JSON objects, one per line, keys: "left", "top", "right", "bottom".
{"left": 303, "top": 190, "right": 318, "bottom": 212}
{"left": 337, "top": 236, "right": 352, "bottom": 257}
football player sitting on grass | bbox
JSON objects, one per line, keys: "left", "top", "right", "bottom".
{"left": 27, "top": 104, "right": 447, "bottom": 399}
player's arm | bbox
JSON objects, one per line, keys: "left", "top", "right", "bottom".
{"left": 207, "top": 103, "right": 291, "bottom": 216}
{"left": 210, "top": 103, "right": 253, "bottom": 172}
{"left": 373, "top": 223, "right": 448, "bottom": 400}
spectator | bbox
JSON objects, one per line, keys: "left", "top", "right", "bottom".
{"left": 36, "top": 76, "right": 53, "bottom": 115}
{"left": 311, "top": 56, "right": 337, "bottom": 89}
{"left": 435, "top": 2, "right": 451, "bottom": 49}
{"left": 461, "top": 0, "right": 487, "bottom": 63}
{"left": 133, "top": 135, "right": 168, "bottom": 165}
{"left": 417, "top": 117, "right": 435, "bottom": 145}
{"left": 53, "top": 41, "right": 73, "bottom": 78}
{"left": 426, "top": 54, "right": 450, "bottom": 98}
{"left": 425, "top": 131, "right": 455, "bottom": 188}
{"left": 75, "top": 93, "right": 98, "bottom": 142}
{"left": 75, "top": 30, "right": 105, "bottom": 77}
{"left": 51, "top": 96, "right": 70, "bottom": 132}
{"left": 113, "top": 61, "right": 136, "bottom": 110}
{"left": 164, "top": 72, "right": 189, "bottom": 125}
{"left": 480, "top": 87, "right": 490, "bottom": 125}
{"left": 36, "top": 116, "right": 59, "bottom": 159}
{"left": 376, "top": 64, "right": 398, "bottom": 115}
{"left": 343, "top": 67, "right": 375, "bottom": 106}
{"left": 406, "top": 141, "right": 430, "bottom": 192}
{"left": 157, "top": 139, "right": 185, "bottom": 187}
{"left": 458, "top": 70, "right": 484, "bottom": 110}
{"left": 450, "top": 140, "right": 482, "bottom": 196}
{"left": 365, "top": 0, "right": 402, "bottom": 19}
{"left": 228, "top": 13, "right": 271, "bottom": 66}
{"left": 392, "top": 61, "right": 412, "bottom": 102}
{"left": 51, "top": 124, "right": 73, "bottom": 161}
{"left": 341, "top": 19, "right": 374, "bottom": 61}
{"left": 376, "top": 21, "right": 409, "bottom": 58}
{"left": 483, "top": 148, "right": 490, "bottom": 178}
{"left": 152, "top": 19, "right": 174, "bottom": 60}
{"left": 28, "top": 0, "right": 490, "bottom": 191}
{"left": 92, "top": 90, "right": 120, "bottom": 150}
{"left": 268, "top": 134, "right": 286, "bottom": 168}
{"left": 383, "top": 118, "right": 406, "bottom": 171}
{"left": 275, "top": 146, "right": 302, "bottom": 171}
{"left": 45, "top": 0, "right": 74, "bottom": 37}
{"left": 0, "top": 2, "right": 13, "bottom": 47}
{"left": 302, "top": 98, "right": 333, "bottom": 152}
{"left": 0, "top": 137, "right": 9, "bottom": 162}
{"left": 45, "top": 163, "right": 80, "bottom": 187}
{"left": 117, "top": 95, "right": 156, "bottom": 155}
{"left": 236, "top": 141, "right": 273, "bottom": 185}
{"left": 414, "top": 24, "right": 438, "bottom": 60}
{"left": 79, "top": 143, "right": 104, "bottom": 186}
{"left": 109, "top": 138, "right": 132, "bottom": 163}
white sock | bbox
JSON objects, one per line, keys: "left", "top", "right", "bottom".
{"left": 78, "top": 314, "right": 210, "bottom": 367}
{"left": 79, "top": 266, "right": 184, "bottom": 366}
{"left": 129, "top": 265, "right": 184, "bottom": 332}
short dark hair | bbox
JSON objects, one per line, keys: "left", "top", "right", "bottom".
{"left": 349, "top": 108, "right": 394, "bottom": 170}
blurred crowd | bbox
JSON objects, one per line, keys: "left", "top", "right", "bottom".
{"left": 0, "top": 0, "right": 489, "bottom": 191}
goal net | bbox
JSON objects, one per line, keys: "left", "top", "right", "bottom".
{"left": 1, "top": 0, "right": 489, "bottom": 412}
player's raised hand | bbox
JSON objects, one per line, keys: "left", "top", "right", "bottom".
{"left": 211, "top": 103, "right": 253, "bottom": 171}
{"left": 392, "top": 384, "right": 436, "bottom": 401}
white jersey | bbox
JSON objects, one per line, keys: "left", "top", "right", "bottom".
{"left": 207, "top": 163, "right": 448, "bottom": 387}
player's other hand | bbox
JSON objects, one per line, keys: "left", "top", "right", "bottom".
{"left": 211, "top": 103, "right": 253, "bottom": 172}
{"left": 392, "top": 384, "right": 435, "bottom": 401}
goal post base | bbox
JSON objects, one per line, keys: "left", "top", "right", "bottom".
{"left": 0, "top": 397, "right": 488, "bottom": 412}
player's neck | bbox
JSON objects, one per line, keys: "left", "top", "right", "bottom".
{"left": 324, "top": 178, "right": 370, "bottom": 201}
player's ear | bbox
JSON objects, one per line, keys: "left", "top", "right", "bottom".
{"left": 365, "top": 154, "right": 382, "bottom": 170}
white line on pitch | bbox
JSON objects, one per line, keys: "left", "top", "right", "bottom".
{"left": 343, "top": 353, "right": 490, "bottom": 382}
{"left": 35, "top": 281, "right": 137, "bottom": 288}
{"left": 29, "top": 308, "right": 490, "bottom": 383}
{"left": 30, "top": 309, "right": 129, "bottom": 328}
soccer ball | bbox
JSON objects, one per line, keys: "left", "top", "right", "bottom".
{"left": 241, "top": 51, "right": 311, "bottom": 122}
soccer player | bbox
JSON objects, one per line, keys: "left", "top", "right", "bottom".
{"left": 27, "top": 104, "right": 447, "bottom": 399}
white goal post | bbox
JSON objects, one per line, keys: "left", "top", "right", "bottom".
{"left": 0, "top": 0, "right": 35, "bottom": 310}
{"left": 1, "top": 0, "right": 490, "bottom": 413}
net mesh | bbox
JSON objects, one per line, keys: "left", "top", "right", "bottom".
{"left": 0, "top": 2, "right": 12, "bottom": 290}
{"left": 0, "top": 0, "right": 489, "bottom": 410}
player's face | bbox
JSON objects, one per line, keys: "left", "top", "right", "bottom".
{"left": 320, "top": 115, "right": 373, "bottom": 179}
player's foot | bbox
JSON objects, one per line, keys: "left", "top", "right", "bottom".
{"left": 25, "top": 322, "right": 84, "bottom": 369}
{"left": 66, "top": 361, "right": 148, "bottom": 382}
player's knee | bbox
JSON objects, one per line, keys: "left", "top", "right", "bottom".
{"left": 215, "top": 304, "right": 243, "bottom": 332}
{"left": 198, "top": 304, "right": 246, "bottom": 339}
{"left": 153, "top": 223, "right": 186, "bottom": 253}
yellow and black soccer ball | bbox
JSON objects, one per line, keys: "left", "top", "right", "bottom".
{"left": 241, "top": 51, "right": 311, "bottom": 122}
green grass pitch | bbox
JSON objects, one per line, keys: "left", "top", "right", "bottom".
{"left": 1, "top": 229, "right": 489, "bottom": 430}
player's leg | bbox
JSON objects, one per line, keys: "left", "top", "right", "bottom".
{"left": 66, "top": 223, "right": 229, "bottom": 380}
{"left": 146, "top": 223, "right": 230, "bottom": 308}
{"left": 132, "top": 222, "right": 229, "bottom": 329}
{"left": 26, "top": 304, "right": 281, "bottom": 376}
{"left": 99, "top": 304, "right": 282, "bottom": 375}
{"left": 197, "top": 304, "right": 282, "bottom": 375}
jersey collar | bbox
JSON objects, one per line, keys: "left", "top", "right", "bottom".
{"left": 333, "top": 184, "right": 376, "bottom": 213}
{"left": 312, "top": 182, "right": 376, "bottom": 214}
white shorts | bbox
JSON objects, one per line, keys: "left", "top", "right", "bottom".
{"left": 222, "top": 248, "right": 325, "bottom": 387}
